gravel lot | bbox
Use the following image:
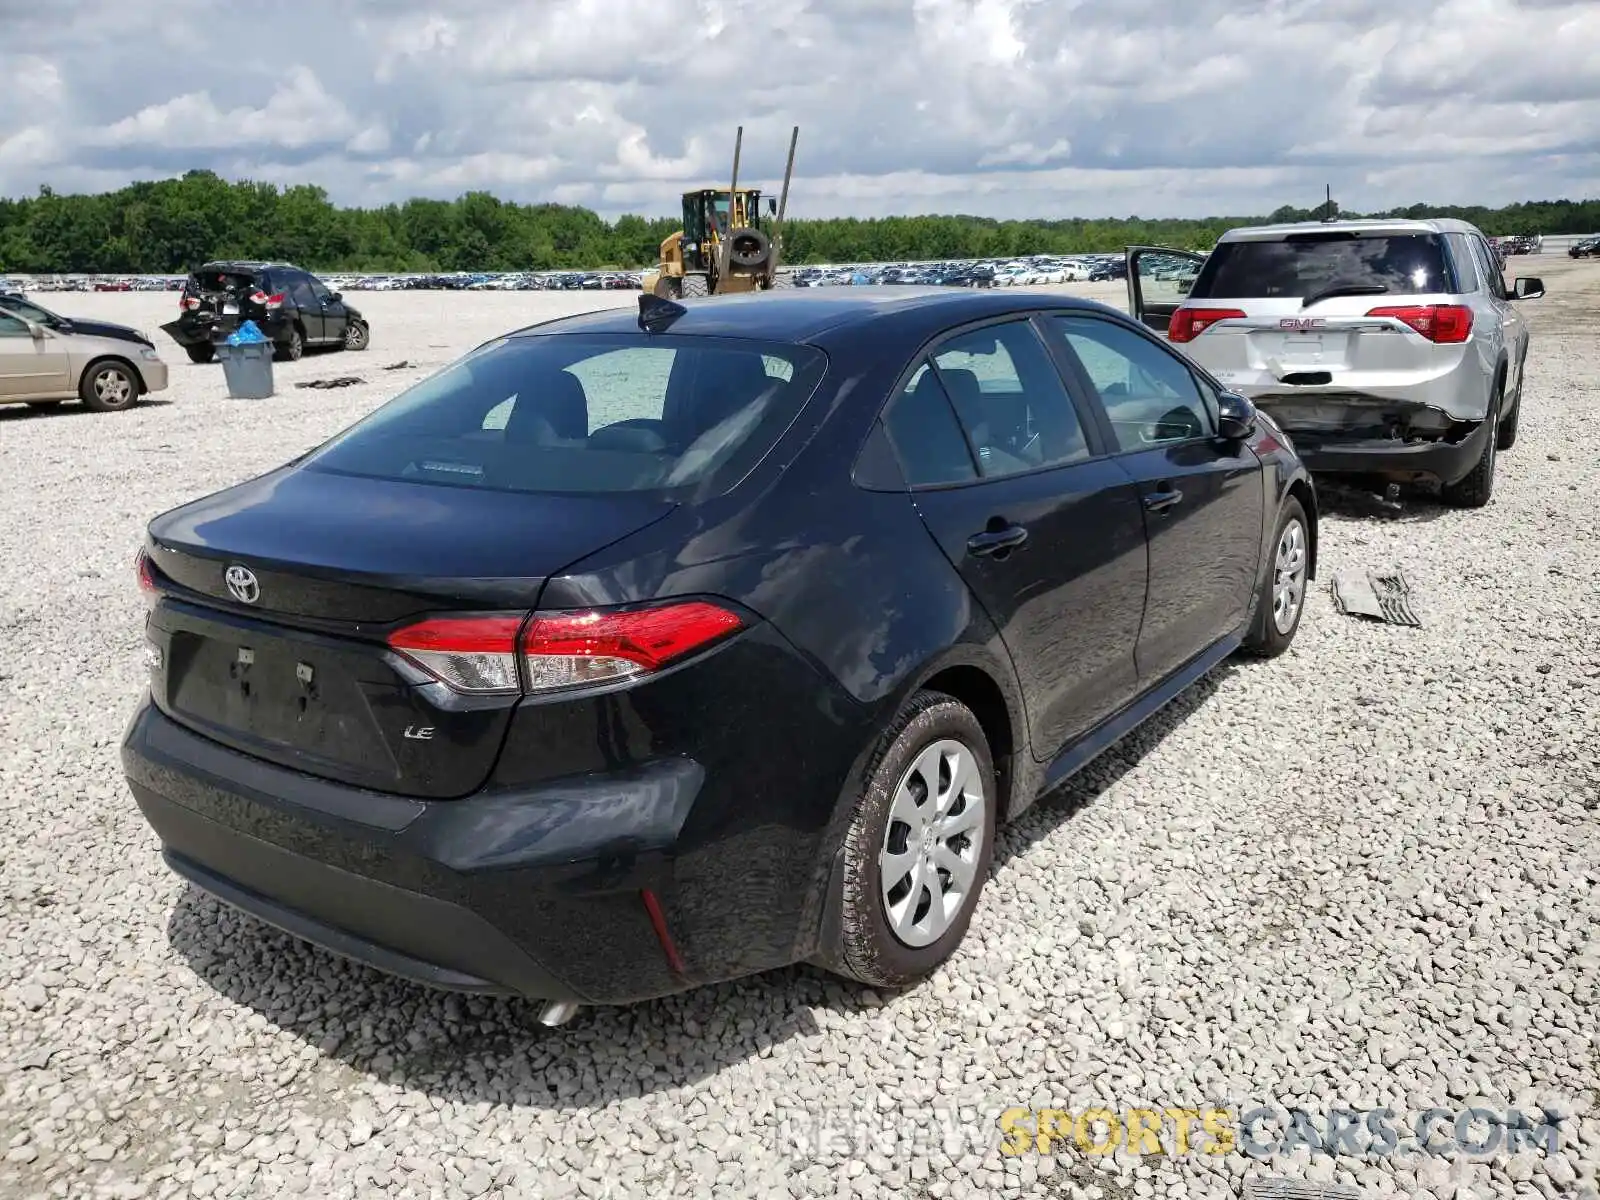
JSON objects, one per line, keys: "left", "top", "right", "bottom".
{"left": 2, "top": 263, "right": 1597, "bottom": 1200}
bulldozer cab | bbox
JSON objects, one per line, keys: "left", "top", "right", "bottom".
{"left": 683, "top": 190, "right": 764, "bottom": 272}
{"left": 645, "top": 125, "right": 797, "bottom": 300}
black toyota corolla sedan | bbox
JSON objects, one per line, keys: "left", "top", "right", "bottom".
{"left": 123, "top": 288, "right": 1316, "bottom": 1021}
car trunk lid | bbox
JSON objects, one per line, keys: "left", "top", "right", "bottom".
{"left": 143, "top": 467, "right": 675, "bottom": 798}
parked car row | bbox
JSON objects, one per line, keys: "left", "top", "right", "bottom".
{"left": 3, "top": 254, "right": 1138, "bottom": 297}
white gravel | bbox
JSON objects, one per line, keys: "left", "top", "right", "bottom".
{"left": 1, "top": 267, "right": 1597, "bottom": 1200}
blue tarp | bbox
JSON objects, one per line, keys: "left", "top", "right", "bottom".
{"left": 226, "top": 320, "right": 269, "bottom": 346}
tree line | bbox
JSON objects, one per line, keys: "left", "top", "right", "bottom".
{"left": 2, "top": 169, "right": 1596, "bottom": 275}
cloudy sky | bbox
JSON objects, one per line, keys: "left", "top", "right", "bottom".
{"left": 1, "top": 0, "right": 1596, "bottom": 220}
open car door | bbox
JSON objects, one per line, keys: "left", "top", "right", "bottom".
{"left": 1124, "top": 246, "right": 1209, "bottom": 337}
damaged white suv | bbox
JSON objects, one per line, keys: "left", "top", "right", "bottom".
{"left": 1126, "top": 219, "right": 1543, "bottom": 507}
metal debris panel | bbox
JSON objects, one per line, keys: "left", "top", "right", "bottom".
{"left": 1243, "top": 1178, "right": 1364, "bottom": 1200}
{"left": 1331, "top": 569, "right": 1421, "bottom": 627}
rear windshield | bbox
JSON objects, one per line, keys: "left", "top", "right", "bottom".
{"left": 1191, "top": 233, "right": 1453, "bottom": 299}
{"left": 302, "top": 333, "right": 828, "bottom": 498}
{"left": 186, "top": 270, "right": 260, "bottom": 296}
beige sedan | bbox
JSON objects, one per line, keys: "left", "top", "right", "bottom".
{"left": 0, "top": 302, "right": 170, "bottom": 412}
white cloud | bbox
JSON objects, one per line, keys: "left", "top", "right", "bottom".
{"left": 0, "top": 0, "right": 1594, "bottom": 219}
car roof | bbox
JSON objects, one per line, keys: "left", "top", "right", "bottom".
{"left": 1218, "top": 217, "right": 1481, "bottom": 242}
{"left": 194, "top": 261, "right": 304, "bottom": 273}
{"left": 508, "top": 287, "right": 1120, "bottom": 344}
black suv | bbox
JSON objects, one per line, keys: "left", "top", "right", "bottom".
{"left": 160, "top": 261, "right": 370, "bottom": 364}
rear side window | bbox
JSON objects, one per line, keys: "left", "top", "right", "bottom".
{"left": 0, "top": 311, "right": 29, "bottom": 336}
{"left": 1191, "top": 233, "right": 1453, "bottom": 299}
{"left": 1445, "top": 234, "right": 1479, "bottom": 292}
{"left": 882, "top": 364, "right": 978, "bottom": 486}
{"left": 303, "top": 333, "right": 827, "bottom": 498}
{"left": 186, "top": 270, "right": 259, "bottom": 297}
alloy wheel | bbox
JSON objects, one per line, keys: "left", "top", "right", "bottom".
{"left": 879, "top": 738, "right": 987, "bottom": 948}
{"left": 1272, "top": 519, "right": 1308, "bottom": 634}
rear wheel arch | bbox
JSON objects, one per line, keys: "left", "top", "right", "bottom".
{"left": 918, "top": 663, "right": 1019, "bottom": 820}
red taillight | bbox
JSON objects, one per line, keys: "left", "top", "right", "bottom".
{"left": 249, "top": 290, "right": 286, "bottom": 310}
{"left": 387, "top": 601, "right": 743, "bottom": 696}
{"left": 520, "top": 601, "right": 744, "bottom": 692}
{"left": 388, "top": 615, "right": 525, "bottom": 694}
{"left": 181, "top": 295, "right": 200, "bottom": 310}
{"left": 1168, "top": 307, "right": 1246, "bottom": 343}
{"left": 136, "top": 549, "right": 157, "bottom": 593}
{"left": 1365, "top": 304, "right": 1473, "bottom": 344}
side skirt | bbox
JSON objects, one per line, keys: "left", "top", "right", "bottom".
{"left": 1037, "top": 633, "right": 1240, "bottom": 797}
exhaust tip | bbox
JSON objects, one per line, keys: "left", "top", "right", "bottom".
{"left": 537, "top": 1000, "right": 580, "bottom": 1028}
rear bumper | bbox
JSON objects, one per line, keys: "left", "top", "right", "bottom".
{"left": 160, "top": 316, "right": 294, "bottom": 349}
{"left": 1279, "top": 415, "right": 1491, "bottom": 486}
{"left": 123, "top": 699, "right": 714, "bottom": 1003}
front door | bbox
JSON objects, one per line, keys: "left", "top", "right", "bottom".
{"left": 0, "top": 312, "right": 72, "bottom": 399}
{"left": 1044, "top": 313, "right": 1264, "bottom": 684}
{"left": 1125, "top": 246, "right": 1209, "bottom": 336}
{"left": 284, "top": 272, "right": 326, "bottom": 342}
{"left": 310, "top": 278, "right": 348, "bottom": 345}
{"left": 880, "top": 317, "right": 1150, "bottom": 757}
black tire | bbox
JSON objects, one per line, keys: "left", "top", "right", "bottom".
{"left": 1441, "top": 392, "right": 1499, "bottom": 509}
{"left": 680, "top": 274, "right": 710, "bottom": 299}
{"left": 1497, "top": 352, "right": 1525, "bottom": 451}
{"left": 726, "top": 227, "right": 771, "bottom": 269}
{"left": 1240, "top": 497, "right": 1309, "bottom": 658}
{"left": 833, "top": 691, "right": 997, "bottom": 989}
{"left": 78, "top": 360, "right": 139, "bottom": 413}
{"left": 275, "top": 327, "right": 304, "bottom": 363}
{"left": 652, "top": 276, "right": 682, "bottom": 300}
{"left": 343, "top": 321, "right": 370, "bottom": 352}
{"left": 185, "top": 344, "right": 215, "bottom": 364}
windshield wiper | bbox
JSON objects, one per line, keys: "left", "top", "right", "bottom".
{"left": 1301, "top": 282, "right": 1388, "bottom": 309}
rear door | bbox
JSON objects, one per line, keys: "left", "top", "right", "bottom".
{"left": 1044, "top": 313, "right": 1264, "bottom": 684}
{"left": 882, "top": 316, "right": 1150, "bottom": 756}
{"left": 0, "top": 309, "right": 71, "bottom": 398}
{"left": 1126, "top": 247, "right": 1208, "bottom": 334}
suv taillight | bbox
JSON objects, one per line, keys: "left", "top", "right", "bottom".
{"left": 136, "top": 549, "right": 159, "bottom": 604}
{"left": 180, "top": 295, "right": 200, "bottom": 310}
{"left": 1169, "top": 307, "right": 1246, "bottom": 343}
{"left": 1366, "top": 304, "right": 1473, "bottom": 344}
{"left": 249, "top": 290, "right": 286, "bottom": 310}
{"left": 386, "top": 601, "right": 744, "bottom": 696}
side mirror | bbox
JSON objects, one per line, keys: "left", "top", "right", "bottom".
{"left": 1215, "top": 389, "right": 1258, "bottom": 440}
{"left": 1512, "top": 277, "right": 1544, "bottom": 300}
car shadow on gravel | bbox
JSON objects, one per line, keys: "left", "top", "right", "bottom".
{"left": 1313, "top": 478, "right": 1453, "bottom": 526}
{"left": 162, "top": 657, "right": 1241, "bottom": 1110}
{"left": 0, "top": 398, "right": 173, "bottom": 422}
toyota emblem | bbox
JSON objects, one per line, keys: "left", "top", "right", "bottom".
{"left": 224, "top": 565, "right": 260, "bottom": 605}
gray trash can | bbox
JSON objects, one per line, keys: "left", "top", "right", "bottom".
{"left": 215, "top": 341, "right": 276, "bottom": 398}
